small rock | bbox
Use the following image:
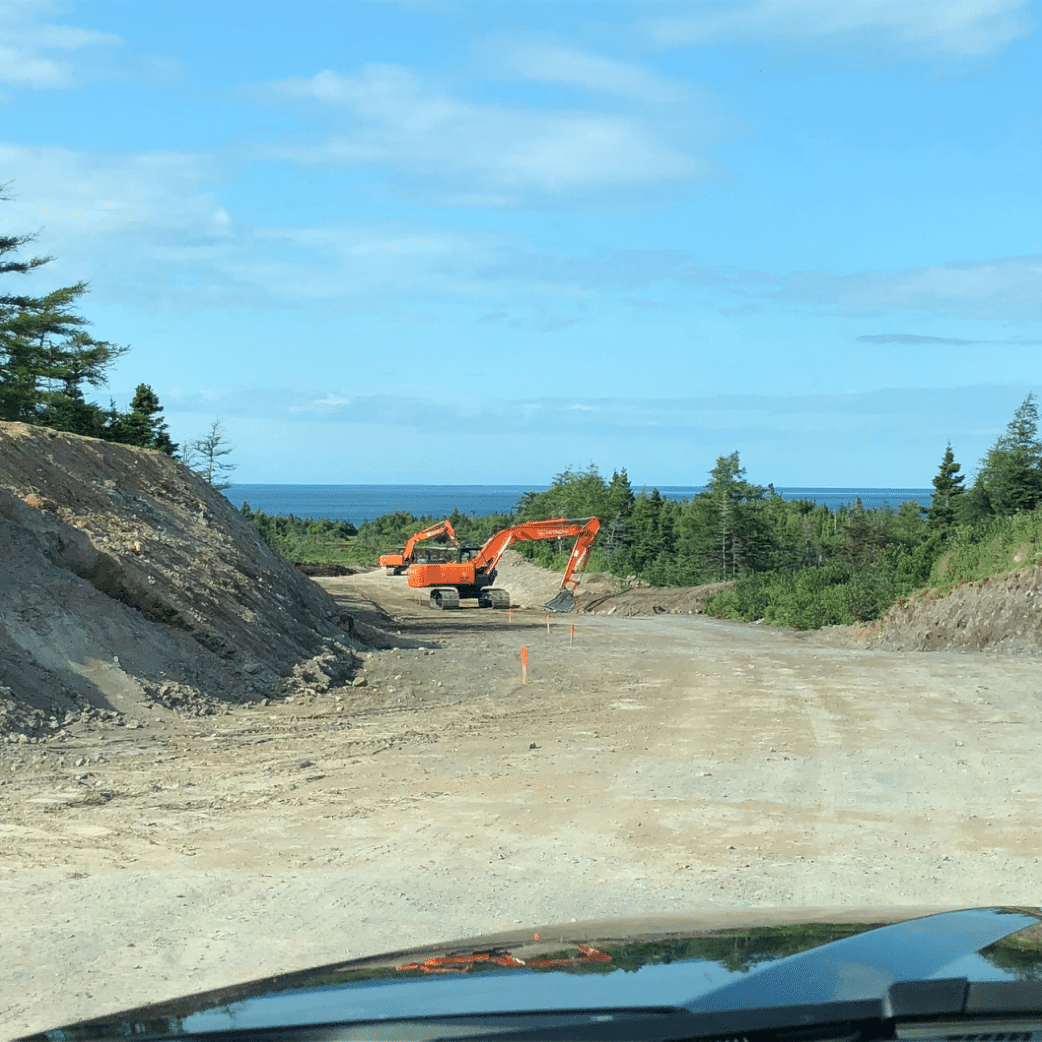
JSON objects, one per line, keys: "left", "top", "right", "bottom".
{"left": 351, "top": 676, "right": 367, "bottom": 688}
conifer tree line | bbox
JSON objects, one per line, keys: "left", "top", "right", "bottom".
{"left": 267, "top": 391, "right": 1042, "bottom": 631}
{"left": 2, "top": 187, "right": 231, "bottom": 473}
{"left": 504, "top": 393, "right": 1042, "bottom": 628}
{"left": 2, "top": 186, "right": 180, "bottom": 452}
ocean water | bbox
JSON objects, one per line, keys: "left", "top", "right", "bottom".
{"left": 224, "top": 483, "right": 934, "bottom": 526}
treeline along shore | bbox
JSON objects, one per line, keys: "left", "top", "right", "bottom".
{"left": 242, "top": 395, "right": 1042, "bottom": 631}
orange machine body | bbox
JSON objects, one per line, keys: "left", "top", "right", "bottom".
{"left": 407, "top": 517, "right": 600, "bottom": 612}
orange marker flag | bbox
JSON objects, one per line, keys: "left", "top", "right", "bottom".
{"left": 521, "top": 645, "right": 528, "bottom": 684}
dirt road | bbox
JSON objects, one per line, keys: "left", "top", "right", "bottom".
{"left": 2, "top": 567, "right": 1041, "bottom": 1040}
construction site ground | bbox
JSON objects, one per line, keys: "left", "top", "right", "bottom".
{"left": 4, "top": 558, "right": 1042, "bottom": 1038}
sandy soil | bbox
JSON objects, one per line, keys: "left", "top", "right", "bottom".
{"left": 3, "top": 564, "right": 1042, "bottom": 1041}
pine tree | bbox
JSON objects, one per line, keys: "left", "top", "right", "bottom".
{"left": 2, "top": 187, "right": 128, "bottom": 428}
{"left": 184, "top": 419, "right": 236, "bottom": 489}
{"left": 110, "top": 383, "right": 177, "bottom": 454}
{"left": 702, "top": 451, "right": 766, "bottom": 580}
{"left": 926, "top": 442, "right": 966, "bottom": 531}
{"left": 602, "top": 468, "right": 636, "bottom": 566}
{"left": 971, "top": 394, "right": 1042, "bottom": 517}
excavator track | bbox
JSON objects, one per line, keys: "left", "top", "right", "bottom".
{"left": 429, "top": 587, "right": 461, "bottom": 610}
{"left": 478, "top": 588, "right": 511, "bottom": 609}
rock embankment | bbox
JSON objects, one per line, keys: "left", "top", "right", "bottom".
{"left": 882, "top": 565, "right": 1042, "bottom": 653}
{"left": 0, "top": 422, "right": 363, "bottom": 740}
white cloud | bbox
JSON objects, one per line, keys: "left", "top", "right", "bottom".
{"left": 0, "top": 0, "right": 120, "bottom": 89}
{"left": 772, "top": 255, "right": 1042, "bottom": 319}
{"left": 646, "top": 0, "right": 1034, "bottom": 56}
{"left": 164, "top": 386, "right": 1030, "bottom": 452}
{"left": 7, "top": 140, "right": 1042, "bottom": 324}
{"left": 0, "top": 143, "right": 223, "bottom": 236}
{"left": 491, "top": 41, "right": 692, "bottom": 104}
{"left": 267, "top": 64, "right": 709, "bottom": 200}
{"left": 0, "top": 141, "right": 233, "bottom": 301}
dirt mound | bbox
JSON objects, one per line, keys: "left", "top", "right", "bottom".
{"left": 487, "top": 549, "right": 619, "bottom": 609}
{"left": 580, "top": 579, "right": 734, "bottom": 616}
{"left": 0, "top": 422, "right": 364, "bottom": 741}
{"left": 881, "top": 565, "right": 1042, "bottom": 653}
{"left": 486, "top": 552, "right": 730, "bottom": 616}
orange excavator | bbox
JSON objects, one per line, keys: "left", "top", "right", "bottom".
{"left": 407, "top": 516, "right": 600, "bottom": 612}
{"left": 379, "top": 519, "right": 461, "bottom": 576}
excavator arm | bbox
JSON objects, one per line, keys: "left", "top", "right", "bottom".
{"left": 546, "top": 517, "right": 600, "bottom": 612}
{"left": 379, "top": 519, "right": 461, "bottom": 572}
{"left": 402, "top": 519, "right": 460, "bottom": 561}
{"left": 476, "top": 517, "right": 601, "bottom": 612}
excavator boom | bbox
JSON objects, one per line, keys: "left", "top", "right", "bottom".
{"left": 403, "top": 519, "right": 460, "bottom": 560}
{"left": 379, "top": 519, "right": 461, "bottom": 573}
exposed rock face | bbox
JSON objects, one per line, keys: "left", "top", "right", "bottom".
{"left": 881, "top": 566, "right": 1042, "bottom": 653}
{"left": 0, "top": 422, "right": 362, "bottom": 738}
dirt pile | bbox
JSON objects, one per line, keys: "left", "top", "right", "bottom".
{"left": 0, "top": 422, "right": 363, "bottom": 741}
{"left": 881, "top": 565, "right": 1042, "bottom": 653}
{"left": 580, "top": 579, "right": 734, "bottom": 616}
{"left": 487, "top": 549, "right": 619, "bottom": 609}
{"left": 482, "top": 552, "right": 730, "bottom": 615}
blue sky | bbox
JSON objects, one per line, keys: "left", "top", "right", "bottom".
{"left": 2, "top": 0, "right": 1041, "bottom": 487}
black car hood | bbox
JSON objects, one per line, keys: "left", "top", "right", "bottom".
{"left": 24, "top": 906, "right": 1042, "bottom": 1041}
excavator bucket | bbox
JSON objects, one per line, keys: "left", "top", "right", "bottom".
{"left": 544, "top": 589, "right": 576, "bottom": 613}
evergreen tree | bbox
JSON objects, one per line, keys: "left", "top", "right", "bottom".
{"left": 926, "top": 442, "right": 966, "bottom": 531}
{"left": 516, "top": 465, "right": 609, "bottom": 521}
{"left": 602, "top": 468, "right": 636, "bottom": 567}
{"left": 628, "top": 489, "right": 666, "bottom": 576}
{"left": 110, "top": 383, "right": 177, "bottom": 453}
{"left": 702, "top": 451, "right": 766, "bottom": 580}
{"left": 606, "top": 468, "right": 635, "bottom": 518}
{"left": 970, "top": 394, "right": 1042, "bottom": 516}
{"left": 184, "top": 418, "right": 236, "bottom": 489}
{"left": 2, "top": 187, "right": 128, "bottom": 429}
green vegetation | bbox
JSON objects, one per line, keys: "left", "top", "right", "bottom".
{"left": 239, "top": 504, "right": 514, "bottom": 568}
{"left": 241, "top": 397, "right": 1042, "bottom": 631}
{"left": 1, "top": 187, "right": 176, "bottom": 453}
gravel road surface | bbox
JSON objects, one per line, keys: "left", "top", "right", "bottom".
{"left": 2, "top": 568, "right": 1040, "bottom": 1040}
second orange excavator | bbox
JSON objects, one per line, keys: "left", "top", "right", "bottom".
{"left": 407, "top": 517, "right": 600, "bottom": 612}
{"left": 379, "top": 519, "right": 460, "bottom": 575}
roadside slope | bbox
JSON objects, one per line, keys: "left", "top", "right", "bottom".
{"left": 0, "top": 422, "right": 363, "bottom": 739}
{"left": 882, "top": 564, "right": 1042, "bottom": 653}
